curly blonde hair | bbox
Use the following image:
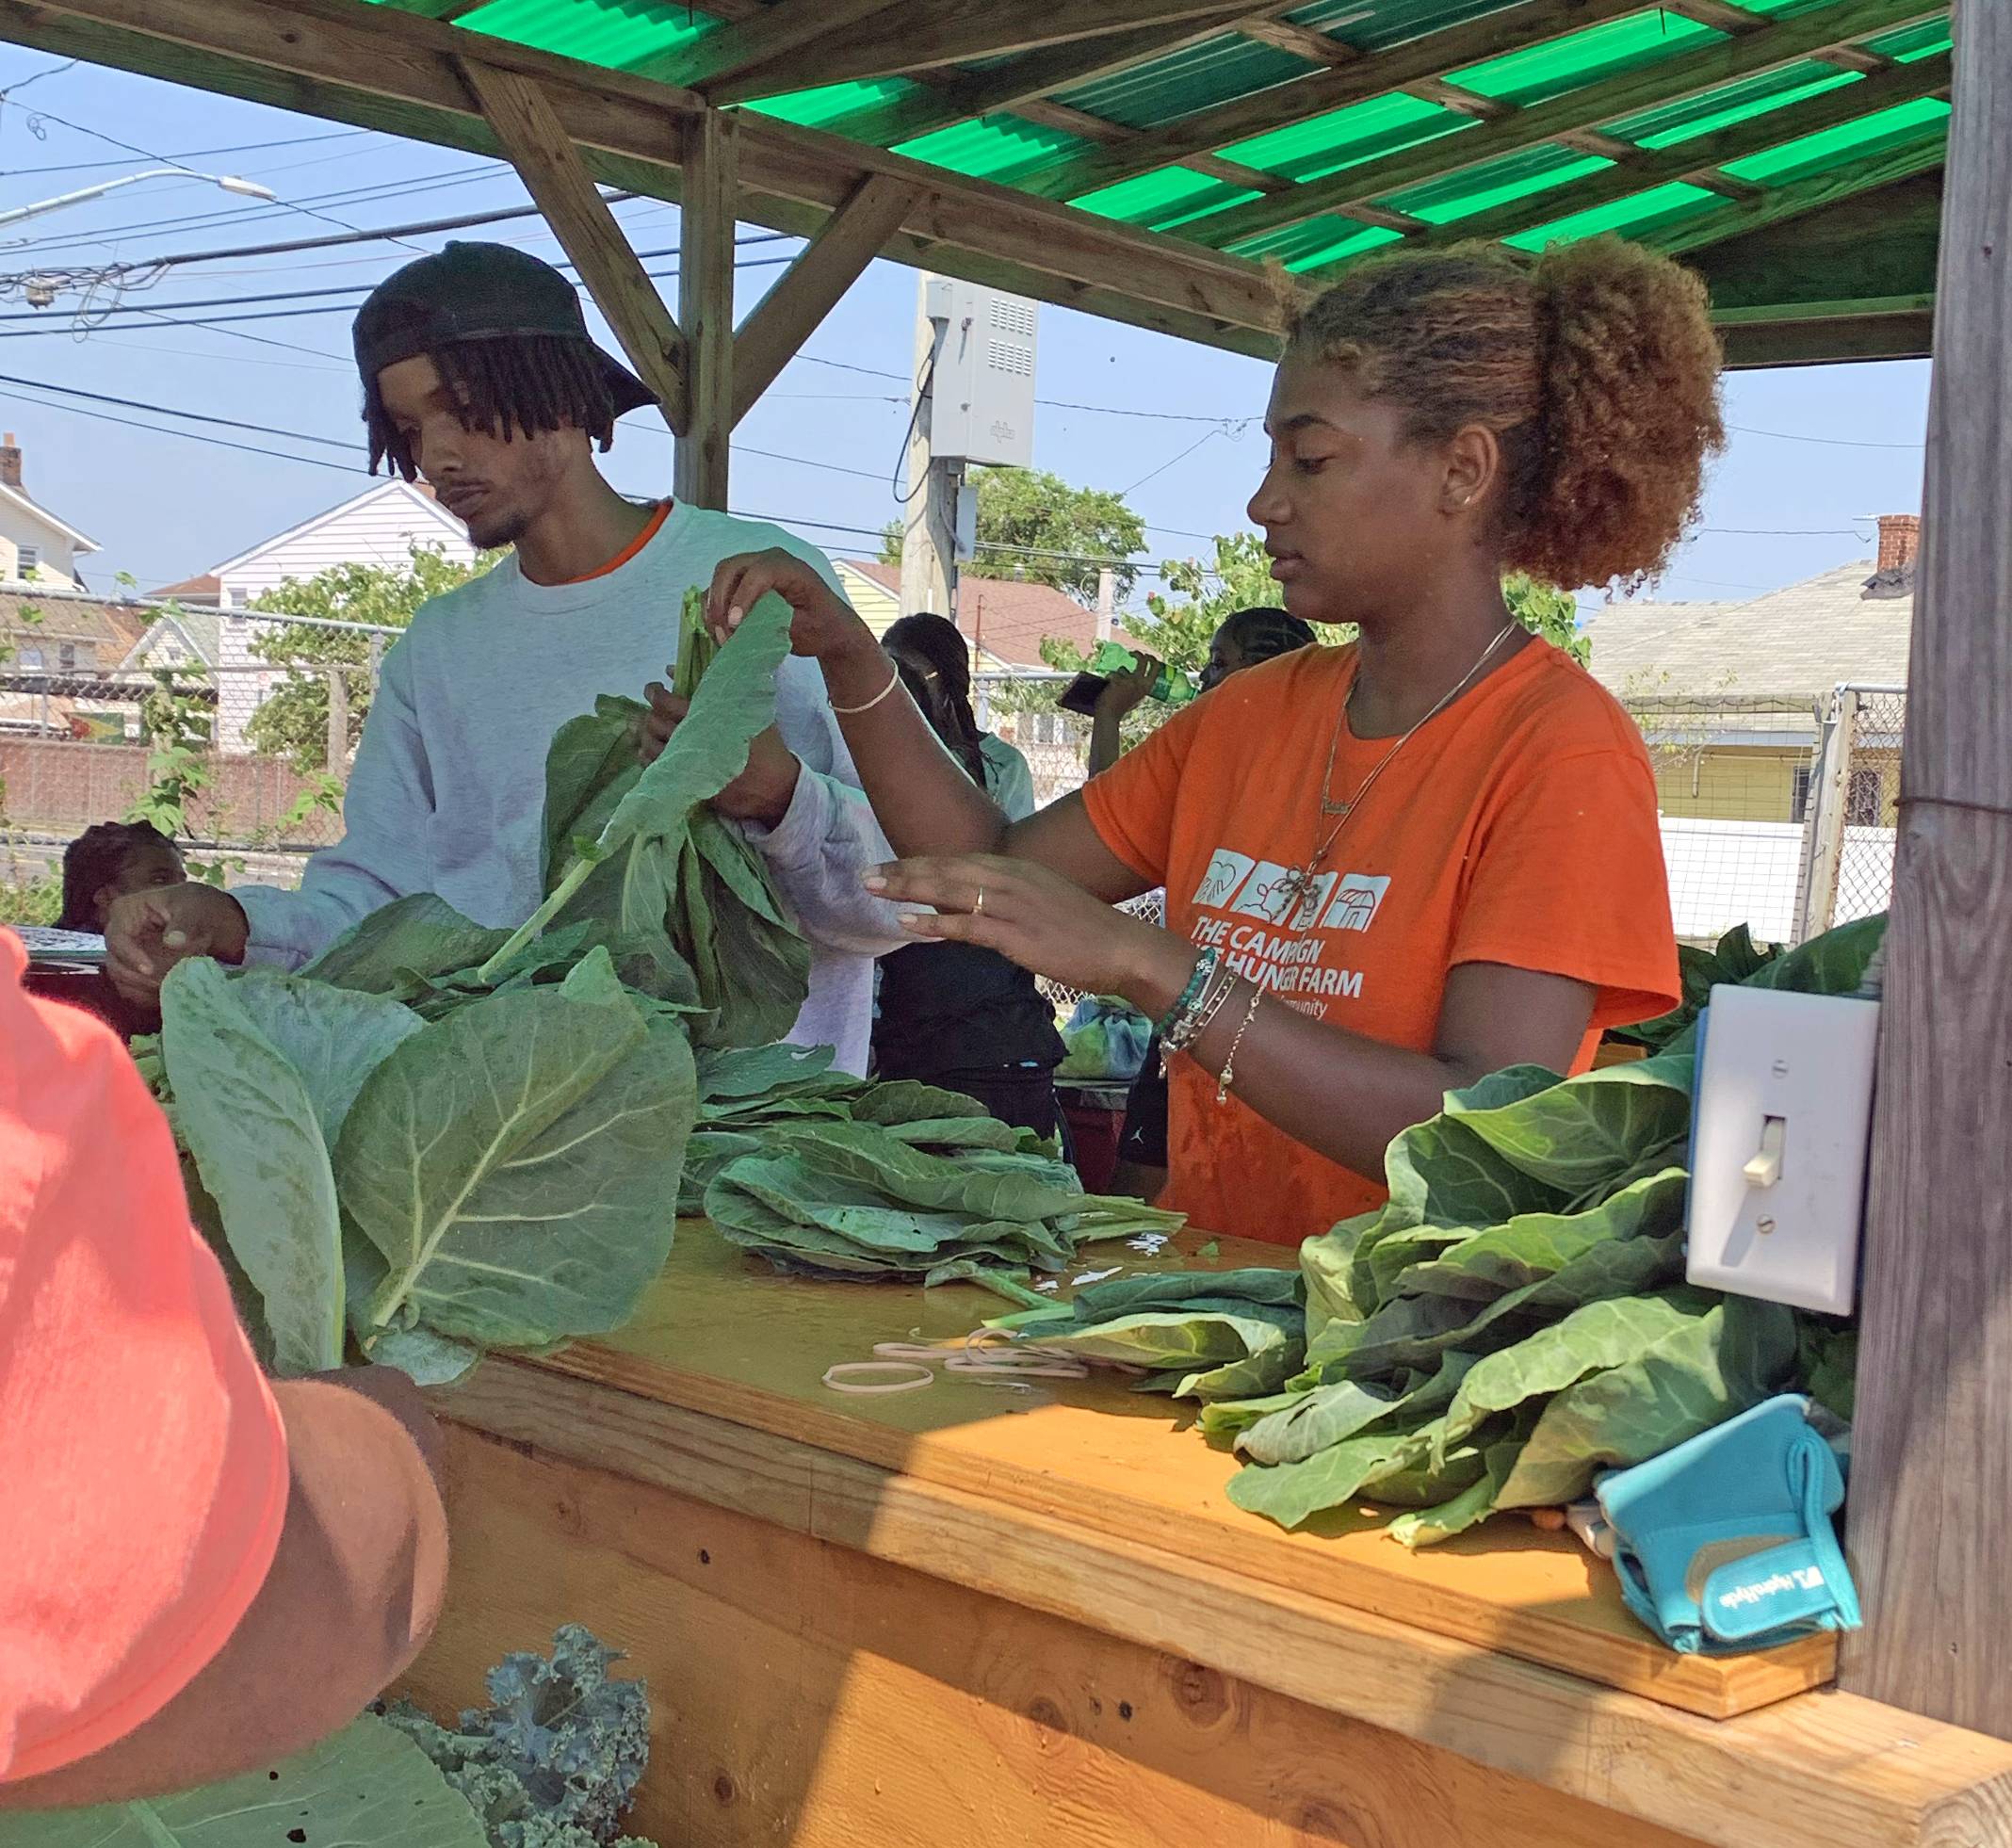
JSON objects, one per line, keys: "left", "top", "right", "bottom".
{"left": 1285, "top": 237, "right": 1725, "bottom": 592}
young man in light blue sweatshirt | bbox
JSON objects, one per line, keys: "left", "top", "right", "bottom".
{"left": 105, "top": 242, "right": 901, "bottom": 1071}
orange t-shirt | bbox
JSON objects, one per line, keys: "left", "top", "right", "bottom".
{"left": 1082, "top": 640, "right": 1679, "bottom": 1246}
{"left": 0, "top": 931, "right": 290, "bottom": 1786}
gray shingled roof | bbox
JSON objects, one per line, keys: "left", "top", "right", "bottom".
{"left": 1584, "top": 560, "right": 1912, "bottom": 704}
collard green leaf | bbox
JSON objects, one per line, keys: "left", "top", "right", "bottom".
{"left": 1225, "top": 1423, "right": 1435, "bottom": 1530}
{"left": 297, "top": 893, "right": 511, "bottom": 997}
{"left": 366, "top": 1322, "right": 481, "bottom": 1387}
{"left": 1068, "top": 1267, "right": 1305, "bottom": 1322}
{"left": 1444, "top": 1062, "right": 1691, "bottom": 1197}
{"left": 336, "top": 954, "right": 693, "bottom": 1348}
{"left": 884, "top": 1115, "right": 1025, "bottom": 1151}
{"left": 1494, "top": 1294, "right": 1796, "bottom": 1510}
{"left": 1742, "top": 913, "right": 1885, "bottom": 998}
{"left": 160, "top": 959, "right": 345, "bottom": 1376}
{"left": 699, "top": 1040, "right": 838, "bottom": 1099}
{"left": 1388, "top": 1430, "right": 1528, "bottom": 1548}
{"left": 1017, "top": 1305, "right": 1302, "bottom": 1377}
{"left": 1439, "top": 1288, "right": 1712, "bottom": 1451}
{"left": 3, "top": 1715, "right": 488, "bottom": 1848}
{"left": 542, "top": 695, "right": 642, "bottom": 890}
{"left": 220, "top": 965, "right": 422, "bottom": 1145}
{"left": 849, "top": 1078, "right": 994, "bottom": 1126}
{"left": 1238, "top": 1352, "right": 1475, "bottom": 1466}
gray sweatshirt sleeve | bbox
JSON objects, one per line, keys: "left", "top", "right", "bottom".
{"left": 232, "top": 634, "right": 431, "bottom": 968}
{"left": 742, "top": 655, "right": 908, "bottom": 957}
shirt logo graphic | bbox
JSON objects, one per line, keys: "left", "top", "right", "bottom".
{"left": 1322, "top": 873, "right": 1392, "bottom": 932}
{"left": 1228, "top": 861, "right": 1300, "bottom": 923}
{"left": 1193, "top": 850, "right": 1256, "bottom": 909}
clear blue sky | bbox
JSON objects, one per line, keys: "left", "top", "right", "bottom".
{"left": 1, "top": 52, "right": 1931, "bottom": 609}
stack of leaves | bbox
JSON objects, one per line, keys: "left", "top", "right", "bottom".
{"left": 8, "top": 1629, "right": 658, "bottom": 1848}
{"left": 988, "top": 916, "right": 1883, "bottom": 1548}
{"left": 129, "top": 596, "right": 813, "bottom": 1384}
{"left": 152, "top": 947, "right": 694, "bottom": 1386}
{"left": 685, "top": 1045, "right": 1185, "bottom": 1288}
{"left": 535, "top": 588, "right": 809, "bottom": 1047}
{"left": 1609, "top": 922, "right": 1780, "bottom": 1052}
{"left": 988, "top": 1269, "right": 1308, "bottom": 1400}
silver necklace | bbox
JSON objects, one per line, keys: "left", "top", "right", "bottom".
{"left": 1272, "top": 618, "right": 1519, "bottom": 923}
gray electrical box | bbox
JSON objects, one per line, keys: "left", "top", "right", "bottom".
{"left": 923, "top": 277, "right": 1037, "bottom": 468}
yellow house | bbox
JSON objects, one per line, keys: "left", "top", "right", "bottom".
{"left": 1584, "top": 517, "right": 1915, "bottom": 832}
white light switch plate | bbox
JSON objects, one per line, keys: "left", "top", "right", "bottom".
{"left": 1686, "top": 985, "right": 1880, "bottom": 1316}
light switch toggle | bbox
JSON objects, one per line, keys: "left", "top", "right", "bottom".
{"left": 1744, "top": 1117, "right": 1786, "bottom": 1190}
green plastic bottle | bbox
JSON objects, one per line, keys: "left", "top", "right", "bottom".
{"left": 1085, "top": 640, "right": 1198, "bottom": 706}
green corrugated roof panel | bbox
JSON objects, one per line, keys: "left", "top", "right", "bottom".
{"left": 749, "top": 78, "right": 917, "bottom": 130}
{"left": 893, "top": 114, "right": 1082, "bottom": 184}
{"left": 1510, "top": 178, "right": 1721, "bottom": 249}
{"left": 1054, "top": 34, "right": 1312, "bottom": 130}
{"left": 1721, "top": 94, "right": 1949, "bottom": 181}
{"left": 451, "top": 0, "right": 704, "bottom": 74}
{"left": 1339, "top": 0, "right": 1533, "bottom": 56}
{"left": 1073, "top": 166, "right": 1264, "bottom": 232}
{"left": 1384, "top": 144, "right": 1610, "bottom": 223}
{"left": 1451, "top": 9, "right": 1720, "bottom": 106}
{"left": 1236, "top": 217, "right": 1405, "bottom": 269}
{"left": 1221, "top": 90, "right": 1463, "bottom": 181}
{"left": 1616, "top": 63, "right": 1860, "bottom": 146}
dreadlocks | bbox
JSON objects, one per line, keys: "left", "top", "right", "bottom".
{"left": 57, "top": 820, "right": 181, "bottom": 932}
{"left": 364, "top": 331, "right": 620, "bottom": 480}
{"left": 884, "top": 612, "right": 989, "bottom": 790}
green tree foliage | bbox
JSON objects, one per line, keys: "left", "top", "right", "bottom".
{"left": 245, "top": 545, "right": 500, "bottom": 772}
{"left": 881, "top": 466, "right": 1145, "bottom": 603}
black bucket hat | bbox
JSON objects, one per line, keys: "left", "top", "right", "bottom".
{"left": 353, "top": 240, "right": 655, "bottom": 415}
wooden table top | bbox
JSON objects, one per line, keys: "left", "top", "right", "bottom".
{"left": 505, "top": 1218, "right": 1835, "bottom": 1719}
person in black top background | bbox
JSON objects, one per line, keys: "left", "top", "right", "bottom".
{"left": 870, "top": 614, "right": 1065, "bottom": 1138}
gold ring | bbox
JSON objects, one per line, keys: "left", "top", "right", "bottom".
{"left": 974, "top": 886, "right": 986, "bottom": 916}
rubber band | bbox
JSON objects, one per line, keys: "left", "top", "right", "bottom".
{"left": 822, "top": 1359, "right": 934, "bottom": 1395}
{"left": 830, "top": 665, "right": 903, "bottom": 716}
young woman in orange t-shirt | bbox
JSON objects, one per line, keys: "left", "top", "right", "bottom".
{"left": 668, "top": 239, "right": 1719, "bottom": 1246}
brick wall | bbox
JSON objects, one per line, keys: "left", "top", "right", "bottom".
{"left": 0, "top": 738, "right": 343, "bottom": 846}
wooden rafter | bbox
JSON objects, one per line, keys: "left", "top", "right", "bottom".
{"left": 11, "top": 0, "right": 1286, "bottom": 350}
{"left": 459, "top": 57, "right": 690, "bottom": 433}
{"left": 1014, "top": 0, "right": 1648, "bottom": 203}
{"left": 1187, "top": 0, "right": 1942, "bottom": 250}
{"left": 730, "top": 172, "right": 919, "bottom": 424}
{"left": 674, "top": 107, "right": 738, "bottom": 508}
{"left": 706, "top": 0, "right": 1255, "bottom": 105}
{"left": 1401, "top": 49, "right": 1951, "bottom": 251}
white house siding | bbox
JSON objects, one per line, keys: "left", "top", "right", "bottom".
{"left": 209, "top": 481, "right": 475, "bottom": 753}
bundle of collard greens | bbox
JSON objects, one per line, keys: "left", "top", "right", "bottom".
{"left": 995, "top": 916, "right": 1883, "bottom": 1548}
{"left": 8, "top": 1629, "right": 657, "bottom": 1848}
{"left": 1608, "top": 922, "right": 1780, "bottom": 1051}
{"left": 689, "top": 1043, "right": 1184, "bottom": 1289}
{"left": 134, "top": 596, "right": 809, "bottom": 1383}
{"left": 534, "top": 589, "right": 809, "bottom": 1048}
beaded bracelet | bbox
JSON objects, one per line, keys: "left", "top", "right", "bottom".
{"left": 1155, "top": 946, "right": 1219, "bottom": 1042}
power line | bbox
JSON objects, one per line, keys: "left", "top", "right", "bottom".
{"left": 0, "top": 381, "right": 366, "bottom": 474}
{"left": 0, "top": 370, "right": 361, "bottom": 449}
{"left": 1728, "top": 423, "right": 1923, "bottom": 451}
{"left": 2, "top": 128, "right": 364, "bottom": 178}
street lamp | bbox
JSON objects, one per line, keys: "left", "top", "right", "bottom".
{"left": 0, "top": 169, "right": 280, "bottom": 232}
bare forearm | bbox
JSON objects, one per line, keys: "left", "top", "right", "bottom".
{"left": 3, "top": 1381, "right": 447, "bottom": 1809}
{"left": 1088, "top": 710, "right": 1123, "bottom": 779}
{"left": 819, "top": 635, "right": 1008, "bottom": 856}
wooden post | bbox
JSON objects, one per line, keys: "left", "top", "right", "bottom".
{"left": 459, "top": 58, "right": 690, "bottom": 434}
{"left": 1839, "top": 0, "right": 2012, "bottom": 1737}
{"left": 324, "top": 664, "right": 349, "bottom": 774}
{"left": 899, "top": 276, "right": 957, "bottom": 618}
{"left": 674, "top": 106, "right": 738, "bottom": 510}
{"left": 1795, "top": 685, "right": 1859, "bottom": 942}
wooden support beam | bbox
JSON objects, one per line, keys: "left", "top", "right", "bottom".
{"left": 674, "top": 108, "right": 739, "bottom": 510}
{"left": 1014, "top": 0, "right": 1648, "bottom": 203}
{"left": 1842, "top": 0, "right": 2012, "bottom": 1739}
{"left": 707, "top": 0, "right": 1250, "bottom": 105}
{"left": 1188, "top": 0, "right": 1941, "bottom": 249}
{"left": 1638, "top": 128, "right": 1947, "bottom": 259}
{"left": 731, "top": 172, "right": 918, "bottom": 425}
{"left": 649, "top": 0, "right": 888, "bottom": 93}
{"left": 1405, "top": 50, "right": 1949, "bottom": 248}
{"left": 458, "top": 58, "right": 690, "bottom": 433}
{"left": 1656, "top": 0, "right": 1770, "bottom": 31}
{"left": 1402, "top": 75, "right": 1517, "bottom": 121}
{"left": 1235, "top": 16, "right": 1358, "bottom": 64}
{"left": 18, "top": 0, "right": 1286, "bottom": 348}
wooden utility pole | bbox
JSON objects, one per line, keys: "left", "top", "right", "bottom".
{"left": 1840, "top": 0, "right": 2012, "bottom": 1737}
{"left": 899, "top": 273, "right": 959, "bottom": 618}
{"left": 325, "top": 665, "right": 349, "bottom": 774}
